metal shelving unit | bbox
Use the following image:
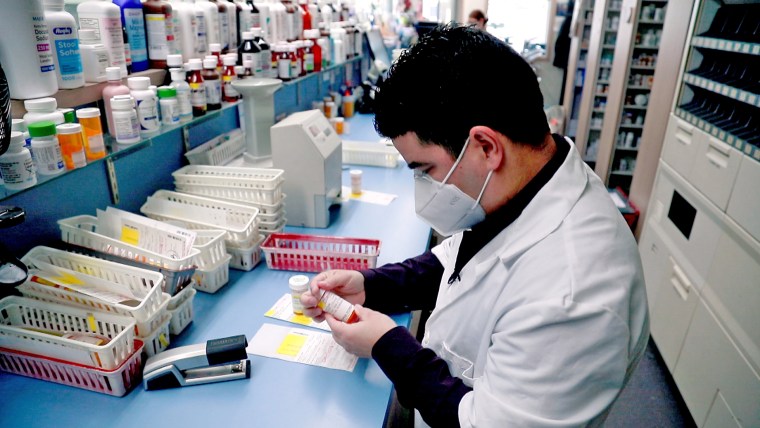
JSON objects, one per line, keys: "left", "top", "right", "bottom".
{"left": 561, "top": 0, "right": 595, "bottom": 139}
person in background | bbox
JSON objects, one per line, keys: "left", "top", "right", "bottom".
{"left": 468, "top": 9, "right": 488, "bottom": 30}
{"left": 301, "top": 24, "right": 649, "bottom": 427}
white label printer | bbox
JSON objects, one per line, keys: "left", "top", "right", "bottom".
{"left": 271, "top": 109, "right": 343, "bottom": 228}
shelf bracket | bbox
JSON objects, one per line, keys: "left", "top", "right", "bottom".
{"left": 182, "top": 126, "right": 191, "bottom": 152}
{"left": 105, "top": 157, "right": 120, "bottom": 205}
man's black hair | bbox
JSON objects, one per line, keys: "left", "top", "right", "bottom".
{"left": 374, "top": 24, "right": 549, "bottom": 156}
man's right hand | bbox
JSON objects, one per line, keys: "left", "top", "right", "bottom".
{"left": 301, "top": 270, "right": 366, "bottom": 322}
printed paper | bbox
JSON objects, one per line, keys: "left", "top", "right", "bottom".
{"left": 264, "top": 293, "right": 331, "bottom": 332}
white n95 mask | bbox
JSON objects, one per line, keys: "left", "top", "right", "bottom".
{"left": 414, "top": 137, "right": 493, "bottom": 236}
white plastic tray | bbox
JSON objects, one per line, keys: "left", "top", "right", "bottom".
{"left": 0, "top": 296, "right": 135, "bottom": 370}
{"left": 58, "top": 215, "right": 198, "bottom": 296}
{"left": 172, "top": 165, "right": 284, "bottom": 190}
{"left": 342, "top": 140, "right": 400, "bottom": 168}
{"left": 140, "top": 190, "right": 260, "bottom": 248}
{"left": 184, "top": 129, "right": 245, "bottom": 166}
{"left": 193, "top": 254, "right": 231, "bottom": 293}
{"left": 21, "top": 246, "right": 166, "bottom": 327}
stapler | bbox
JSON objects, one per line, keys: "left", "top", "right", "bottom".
{"left": 143, "top": 335, "right": 251, "bottom": 390}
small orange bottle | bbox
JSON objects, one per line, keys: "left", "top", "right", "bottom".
{"left": 75, "top": 108, "right": 106, "bottom": 161}
{"left": 55, "top": 123, "right": 87, "bottom": 170}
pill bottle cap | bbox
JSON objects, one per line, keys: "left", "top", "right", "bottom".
{"left": 106, "top": 67, "right": 122, "bottom": 82}
{"left": 167, "top": 54, "right": 183, "bottom": 67}
{"left": 56, "top": 123, "right": 82, "bottom": 135}
{"left": 127, "top": 76, "right": 151, "bottom": 90}
{"left": 157, "top": 86, "right": 177, "bottom": 98}
{"left": 223, "top": 56, "right": 236, "bottom": 66}
{"left": 203, "top": 58, "right": 217, "bottom": 69}
{"left": 76, "top": 107, "right": 101, "bottom": 119}
{"left": 27, "top": 121, "right": 57, "bottom": 137}
{"left": 24, "top": 97, "right": 57, "bottom": 112}
{"left": 289, "top": 275, "right": 310, "bottom": 292}
{"left": 8, "top": 132, "right": 24, "bottom": 150}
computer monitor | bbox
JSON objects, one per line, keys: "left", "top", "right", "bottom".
{"left": 365, "top": 28, "right": 392, "bottom": 72}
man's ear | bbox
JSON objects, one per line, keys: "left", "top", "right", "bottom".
{"left": 469, "top": 126, "right": 504, "bottom": 171}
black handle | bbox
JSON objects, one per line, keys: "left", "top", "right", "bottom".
{"left": 206, "top": 335, "right": 248, "bottom": 366}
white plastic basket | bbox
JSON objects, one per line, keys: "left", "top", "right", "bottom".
{"left": 184, "top": 128, "right": 245, "bottom": 166}
{"left": 228, "top": 235, "right": 264, "bottom": 271}
{"left": 0, "top": 296, "right": 135, "bottom": 370}
{"left": 139, "top": 314, "right": 171, "bottom": 357}
{"left": 140, "top": 190, "right": 260, "bottom": 249}
{"left": 193, "top": 254, "right": 232, "bottom": 293}
{"left": 0, "top": 340, "right": 144, "bottom": 397}
{"left": 192, "top": 230, "right": 227, "bottom": 269}
{"left": 20, "top": 246, "right": 166, "bottom": 329}
{"left": 259, "top": 216, "right": 287, "bottom": 235}
{"left": 342, "top": 140, "right": 400, "bottom": 168}
{"left": 57, "top": 215, "right": 198, "bottom": 296}
{"left": 172, "top": 165, "right": 284, "bottom": 190}
{"left": 167, "top": 287, "right": 196, "bottom": 335}
{"left": 175, "top": 181, "right": 284, "bottom": 205}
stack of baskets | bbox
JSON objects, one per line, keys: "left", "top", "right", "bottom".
{"left": 57, "top": 214, "right": 198, "bottom": 332}
{"left": 184, "top": 128, "right": 245, "bottom": 166}
{"left": 166, "top": 165, "right": 287, "bottom": 271}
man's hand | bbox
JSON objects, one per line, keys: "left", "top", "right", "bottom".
{"left": 325, "top": 305, "right": 397, "bottom": 357}
{"left": 301, "top": 270, "right": 366, "bottom": 322}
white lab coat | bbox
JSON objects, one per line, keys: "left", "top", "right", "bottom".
{"left": 418, "top": 139, "right": 649, "bottom": 427}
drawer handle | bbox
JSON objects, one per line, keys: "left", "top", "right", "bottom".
{"left": 676, "top": 134, "right": 691, "bottom": 146}
{"left": 706, "top": 140, "right": 730, "bottom": 169}
{"left": 669, "top": 258, "right": 691, "bottom": 301}
{"left": 677, "top": 121, "right": 694, "bottom": 135}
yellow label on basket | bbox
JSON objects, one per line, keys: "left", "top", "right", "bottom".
{"left": 159, "top": 333, "right": 169, "bottom": 348}
{"left": 121, "top": 225, "right": 140, "bottom": 246}
{"left": 276, "top": 332, "right": 308, "bottom": 357}
{"left": 87, "top": 314, "right": 97, "bottom": 331}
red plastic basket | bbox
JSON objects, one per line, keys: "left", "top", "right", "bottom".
{"left": 260, "top": 233, "right": 381, "bottom": 272}
{"left": 0, "top": 340, "right": 144, "bottom": 397}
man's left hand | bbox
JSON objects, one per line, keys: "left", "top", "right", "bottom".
{"left": 325, "top": 305, "right": 398, "bottom": 358}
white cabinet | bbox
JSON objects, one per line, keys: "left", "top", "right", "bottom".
{"left": 727, "top": 156, "right": 760, "bottom": 242}
{"left": 688, "top": 135, "right": 742, "bottom": 210}
{"left": 661, "top": 114, "right": 706, "bottom": 179}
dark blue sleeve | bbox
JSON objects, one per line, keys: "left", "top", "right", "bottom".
{"left": 372, "top": 326, "right": 472, "bottom": 428}
{"left": 360, "top": 251, "right": 444, "bottom": 313}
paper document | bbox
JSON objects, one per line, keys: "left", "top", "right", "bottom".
{"left": 341, "top": 186, "right": 397, "bottom": 205}
{"left": 247, "top": 324, "right": 358, "bottom": 372}
{"left": 265, "top": 294, "right": 331, "bottom": 332}
{"left": 97, "top": 207, "right": 196, "bottom": 259}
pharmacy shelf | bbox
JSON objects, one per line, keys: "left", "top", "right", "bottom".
{"left": 623, "top": 104, "right": 648, "bottom": 110}
{"left": 620, "top": 124, "right": 645, "bottom": 129}
{"left": 675, "top": 108, "right": 760, "bottom": 162}
{"left": 691, "top": 36, "right": 760, "bottom": 55}
{"left": 630, "top": 65, "right": 657, "bottom": 70}
{"left": 281, "top": 55, "right": 364, "bottom": 87}
{"left": 634, "top": 44, "right": 660, "bottom": 50}
{"left": 10, "top": 69, "right": 165, "bottom": 118}
{"left": 638, "top": 20, "right": 665, "bottom": 25}
{"left": 683, "top": 73, "right": 760, "bottom": 109}
{"left": 627, "top": 85, "right": 652, "bottom": 90}
{"left": 610, "top": 170, "right": 634, "bottom": 176}
{"left": 0, "top": 101, "right": 241, "bottom": 201}
{"left": 615, "top": 146, "right": 640, "bottom": 151}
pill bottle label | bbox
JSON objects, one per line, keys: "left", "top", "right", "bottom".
{"left": 160, "top": 101, "right": 180, "bottom": 125}
{"left": 318, "top": 291, "right": 358, "bottom": 323}
{"left": 34, "top": 143, "right": 65, "bottom": 174}
{"left": 278, "top": 58, "right": 289, "bottom": 79}
{"left": 0, "top": 158, "right": 35, "bottom": 186}
{"left": 204, "top": 79, "right": 221, "bottom": 105}
{"left": 195, "top": 12, "right": 208, "bottom": 55}
{"left": 33, "top": 14, "right": 55, "bottom": 72}
{"left": 145, "top": 13, "right": 169, "bottom": 60}
{"left": 71, "top": 149, "right": 87, "bottom": 168}
{"left": 190, "top": 82, "right": 205, "bottom": 107}
{"left": 53, "top": 35, "right": 82, "bottom": 79}
{"left": 114, "top": 113, "right": 140, "bottom": 141}
{"left": 136, "top": 97, "right": 159, "bottom": 131}
{"left": 88, "top": 134, "right": 105, "bottom": 154}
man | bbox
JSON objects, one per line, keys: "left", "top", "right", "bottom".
{"left": 301, "top": 24, "right": 649, "bottom": 427}
{"left": 468, "top": 9, "right": 488, "bottom": 30}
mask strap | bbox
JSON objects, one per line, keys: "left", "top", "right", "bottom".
{"left": 442, "top": 137, "right": 471, "bottom": 184}
{"left": 473, "top": 170, "right": 493, "bottom": 206}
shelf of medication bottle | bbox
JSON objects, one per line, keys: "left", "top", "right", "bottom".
{"left": 626, "top": 85, "right": 652, "bottom": 90}
{"left": 691, "top": 36, "right": 760, "bottom": 55}
{"left": 9, "top": 69, "right": 165, "bottom": 119}
{"left": 0, "top": 101, "right": 241, "bottom": 201}
{"left": 615, "top": 146, "right": 640, "bottom": 151}
{"left": 281, "top": 55, "right": 364, "bottom": 87}
{"left": 592, "top": 108, "right": 606, "bottom": 113}
{"left": 623, "top": 104, "right": 648, "bottom": 110}
{"left": 683, "top": 73, "right": 760, "bottom": 108}
{"left": 602, "top": 44, "right": 616, "bottom": 49}
{"left": 638, "top": 19, "right": 664, "bottom": 25}
{"left": 589, "top": 126, "right": 603, "bottom": 131}
{"left": 599, "top": 64, "right": 612, "bottom": 69}
{"left": 675, "top": 107, "right": 760, "bottom": 162}
{"left": 630, "top": 65, "right": 656, "bottom": 71}
{"left": 610, "top": 170, "right": 634, "bottom": 176}
{"left": 620, "top": 124, "right": 644, "bottom": 129}
{"left": 634, "top": 44, "right": 660, "bottom": 50}
{"left": 595, "top": 93, "right": 609, "bottom": 97}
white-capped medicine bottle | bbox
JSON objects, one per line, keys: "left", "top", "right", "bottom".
{"left": 23, "top": 98, "right": 66, "bottom": 127}
{"left": 0, "top": 132, "right": 37, "bottom": 191}
{"left": 0, "top": 0, "right": 58, "bottom": 99}
{"left": 28, "top": 121, "right": 65, "bottom": 176}
{"left": 289, "top": 275, "right": 310, "bottom": 315}
{"left": 318, "top": 290, "right": 359, "bottom": 323}
{"left": 128, "top": 76, "right": 160, "bottom": 135}
{"left": 79, "top": 29, "right": 110, "bottom": 83}
{"left": 169, "top": 68, "right": 193, "bottom": 123}
{"left": 110, "top": 95, "right": 141, "bottom": 144}
{"left": 44, "top": 0, "right": 85, "bottom": 89}
{"left": 157, "top": 86, "right": 180, "bottom": 125}
{"left": 11, "top": 119, "right": 32, "bottom": 150}
{"left": 77, "top": 0, "right": 128, "bottom": 76}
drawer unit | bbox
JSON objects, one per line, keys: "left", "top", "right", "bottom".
{"left": 727, "top": 156, "right": 760, "bottom": 243}
{"left": 687, "top": 135, "right": 742, "bottom": 211}
{"left": 672, "top": 299, "right": 760, "bottom": 427}
{"left": 662, "top": 114, "right": 706, "bottom": 178}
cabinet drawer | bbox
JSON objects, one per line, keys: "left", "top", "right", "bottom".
{"left": 703, "top": 392, "right": 741, "bottom": 428}
{"left": 638, "top": 222, "right": 671, "bottom": 315}
{"left": 662, "top": 114, "right": 706, "bottom": 178}
{"left": 703, "top": 216, "right": 760, "bottom": 371}
{"left": 727, "top": 156, "right": 760, "bottom": 242}
{"left": 648, "top": 161, "right": 724, "bottom": 285}
{"left": 673, "top": 299, "right": 760, "bottom": 427}
{"left": 688, "top": 135, "right": 742, "bottom": 211}
{"left": 650, "top": 254, "right": 700, "bottom": 372}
